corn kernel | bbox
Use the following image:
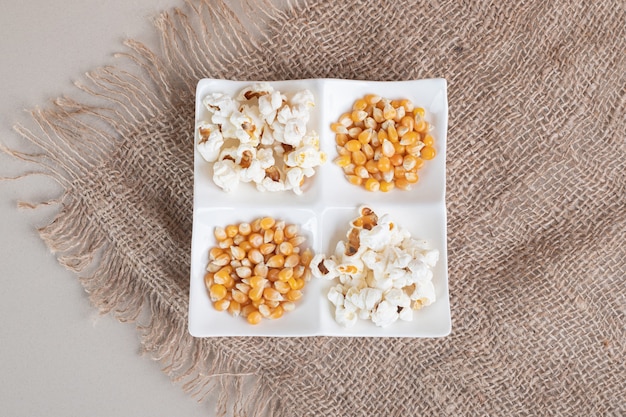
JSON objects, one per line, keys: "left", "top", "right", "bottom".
{"left": 345, "top": 139, "right": 361, "bottom": 152}
{"left": 258, "top": 304, "right": 271, "bottom": 317}
{"left": 380, "top": 181, "right": 395, "bottom": 192}
{"left": 231, "top": 245, "right": 246, "bottom": 260}
{"left": 334, "top": 154, "right": 352, "bottom": 167}
{"left": 247, "top": 310, "right": 262, "bottom": 325}
{"left": 383, "top": 103, "right": 397, "bottom": 120}
{"left": 331, "top": 122, "right": 348, "bottom": 134}
{"left": 225, "top": 224, "right": 239, "bottom": 238}
{"left": 353, "top": 98, "right": 367, "bottom": 110}
{"left": 387, "top": 124, "right": 398, "bottom": 142}
{"left": 247, "top": 248, "right": 264, "bottom": 265}
{"left": 266, "top": 269, "right": 279, "bottom": 282}
{"left": 214, "top": 299, "right": 230, "bottom": 311}
{"left": 355, "top": 165, "right": 369, "bottom": 179}
{"left": 282, "top": 301, "right": 296, "bottom": 312}
{"left": 259, "top": 243, "right": 276, "bottom": 255}
{"left": 238, "top": 223, "right": 251, "bottom": 236}
{"left": 239, "top": 241, "right": 252, "bottom": 253}
{"left": 422, "top": 134, "right": 435, "bottom": 147}
{"left": 405, "top": 171, "right": 419, "bottom": 183}
{"left": 400, "top": 131, "right": 419, "bottom": 146}
{"left": 365, "top": 159, "right": 379, "bottom": 174}
{"left": 235, "top": 282, "right": 251, "bottom": 294}
{"left": 249, "top": 275, "right": 266, "bottom": 288}
{"left": 248, "top": 285, "right": 264, "bottom": 301}
{"left": 372, "top": 107, "right": 385, "bottom": 123}
{"left": 214, "top": 226, "right": 227, "bottom": 241}
{"left": 339, "top": 113, "right": 353, "bottom": 126}
{"left": 231, "top": 289, "right": 249, "bottom": 304}
{"left": 301, "top": 249, "right": 314, "bottom": 266}
{"left": 400, "top": 99, "right": 414, "bottom": 112}
{"left": 390, "top": 153, "right": 403, "bottom": 167}
{"left": 260, "top": 217, "right": 276, "bottom": 230}
{"left": 278, "top": 267, "right": 294, "bottom": 282}
{"left": 347, "top": 127, "right": 362, "bottom": 139}
{"left": 415, "top": 119, "right": 428, "bottom": 133}
{"left": 212, "top": 252, "right": 231, "bottom": 266}
{"left": 382, "top": 140, "right": 395, "bottom": 157}
{"left": 268, "top": 305, "right": 284, "bottom": 319}
{"left": 253, "top": 263, "right": 268, "bottom": 278}
{"left": 209, "top": 283, "right": 227, "bottom": 301}
{"left": 274, "top": 280, "right": 291, "bottom": 294}
{"left": 235, "top": 266, "right": 252, "bottom": 279}
{"left": 364, "top": 178, "right": 380, "bottom": 192}
{"left": 241, "top": 304, "right": 256, "bottom": 318}
{"left": 352, "top": 150, "right": 367, "bottom": 166}
{"left": 362, "top": 143, "right": 374, "bottom": 159}
{"left": 358, "top": 128, "right": 373, "bottom": 144}
{"left": 209, "top": 247, "right": 224, "bottom": 261}
{"left": 372, "top": 127, "right": 385, "bottom": 143}
{"left": 351, "top": 110, "right": 368, "bottom": 123}
{"left": 204, "top": 272, "right": 214, "bottom": 289}
{"left": 284, "top": 224, "right": 294, "bottom": 237}
{"left": 267, "top": 254, "right": 285, "bottom": 268}
{"left": 263, "top": 228, "right": 274, "bottom": 244}
{"left": 364, "top": 94, "right": 381, "bottom": 105}
{"left": 278, "top": 242, "right": 294, "bottom": 256}
{"left": 248, "top": 233, "right": 263, "bottom": 248}
{"left": 400, "top": 115, "right": 414, "bottom": 130}
{"left": 214, "top": 267, "right": 232, "bottom": 284}
{"left": 286, "top": 289, "right": 303, "bottom": 302}
{"left": 421, "top": 146, "right": 436, "bottom": 160}
{"left": 284, "top": 253, "right": 300, "bottom": 268}
{"left": 395, "top": 178, "right": 411, "bottom": 190}
{"left": 289, "top": 277, "right": 305, "bottom": 290}
{"left": 394, "top": 106, "right": 406, "bottom": 122}
{"left": 377, "top": 156, "right": 392, "bottom": 173}
{"left": 336, "top": 133, "right": 348, "bottom": 146}
{"left": 263, "top": 287, "right": 283, "bottom": 302}
{"left": 396, "top": 125, "right": 409, "bottom": 138}
{"left": 273, "top": 227, "right": 285, "bottom": 244}
{"left": 364, "top": 117, "right": 377, "bottom": 130}
{"left": 228, "top": 300, "right": 241, "bottom": 317}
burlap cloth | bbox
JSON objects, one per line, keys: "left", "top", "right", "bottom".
{"left": 4, "top": 0, "right": 625, "bottom": 415}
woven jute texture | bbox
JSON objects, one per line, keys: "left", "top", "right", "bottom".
{"left": 5, "top": 0, "right": 625, "bottom": 415}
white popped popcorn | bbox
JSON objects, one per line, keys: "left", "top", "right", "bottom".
{"left": 196, "top": 123, "right": 224, "bottom": 163}
{"left": 311, "top": 206, "right": 439, "bottom": 328}
{"left": 197, "top": 83, "right": 325, "bottom": 194}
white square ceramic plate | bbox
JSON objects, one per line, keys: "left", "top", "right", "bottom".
{"left": 189, "top": 78, "right": 450, "bottom": 337}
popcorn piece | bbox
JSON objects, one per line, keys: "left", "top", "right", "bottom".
{"left": 335, "top": 306, "right": 358, "bottom": 327}
{"left": 291, "top": 89, "right": 315, "bottom": 109}
{"left": 314, "top": 207, "right": 439, "bottom": 328}
{"left": 285, "top": 167, "right": 306, "bottom": 195}
{"left": 236, "top": 82, "right": 273, "bottom": 101}
{"left": 212, "top": 159, "right": 240, "bottom": 193}
{"left": 197, "top": 84, "right": 324, "bottom": 194}
{"left": 371, "top": 300, "right": 399, "bottom": 328}
{"left": 197, "top": 123, "right": 224, "bottom": 163}
{"left": 257, "top": 176, "right": 285, "bottom": 192}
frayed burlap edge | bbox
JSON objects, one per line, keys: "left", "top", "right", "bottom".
{"left": 1, "top": 1, "right": 298, "bottom": 415}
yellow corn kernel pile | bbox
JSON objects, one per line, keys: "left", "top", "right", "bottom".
{"left": 331, "top": 95, "right": 436, "bottom": 191}
{"left": 205, "top": 217, "right": 314, "bottom": 325}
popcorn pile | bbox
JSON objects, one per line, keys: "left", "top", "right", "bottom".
{"left": 311, "top": 206, "right": 439, "bottom": 327}
{"left": 196, "top": 83, "right": 326, "bottom": 194}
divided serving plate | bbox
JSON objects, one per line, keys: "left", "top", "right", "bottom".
{"left": 188, "top": 78, "right": 450, "bottom": 337}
